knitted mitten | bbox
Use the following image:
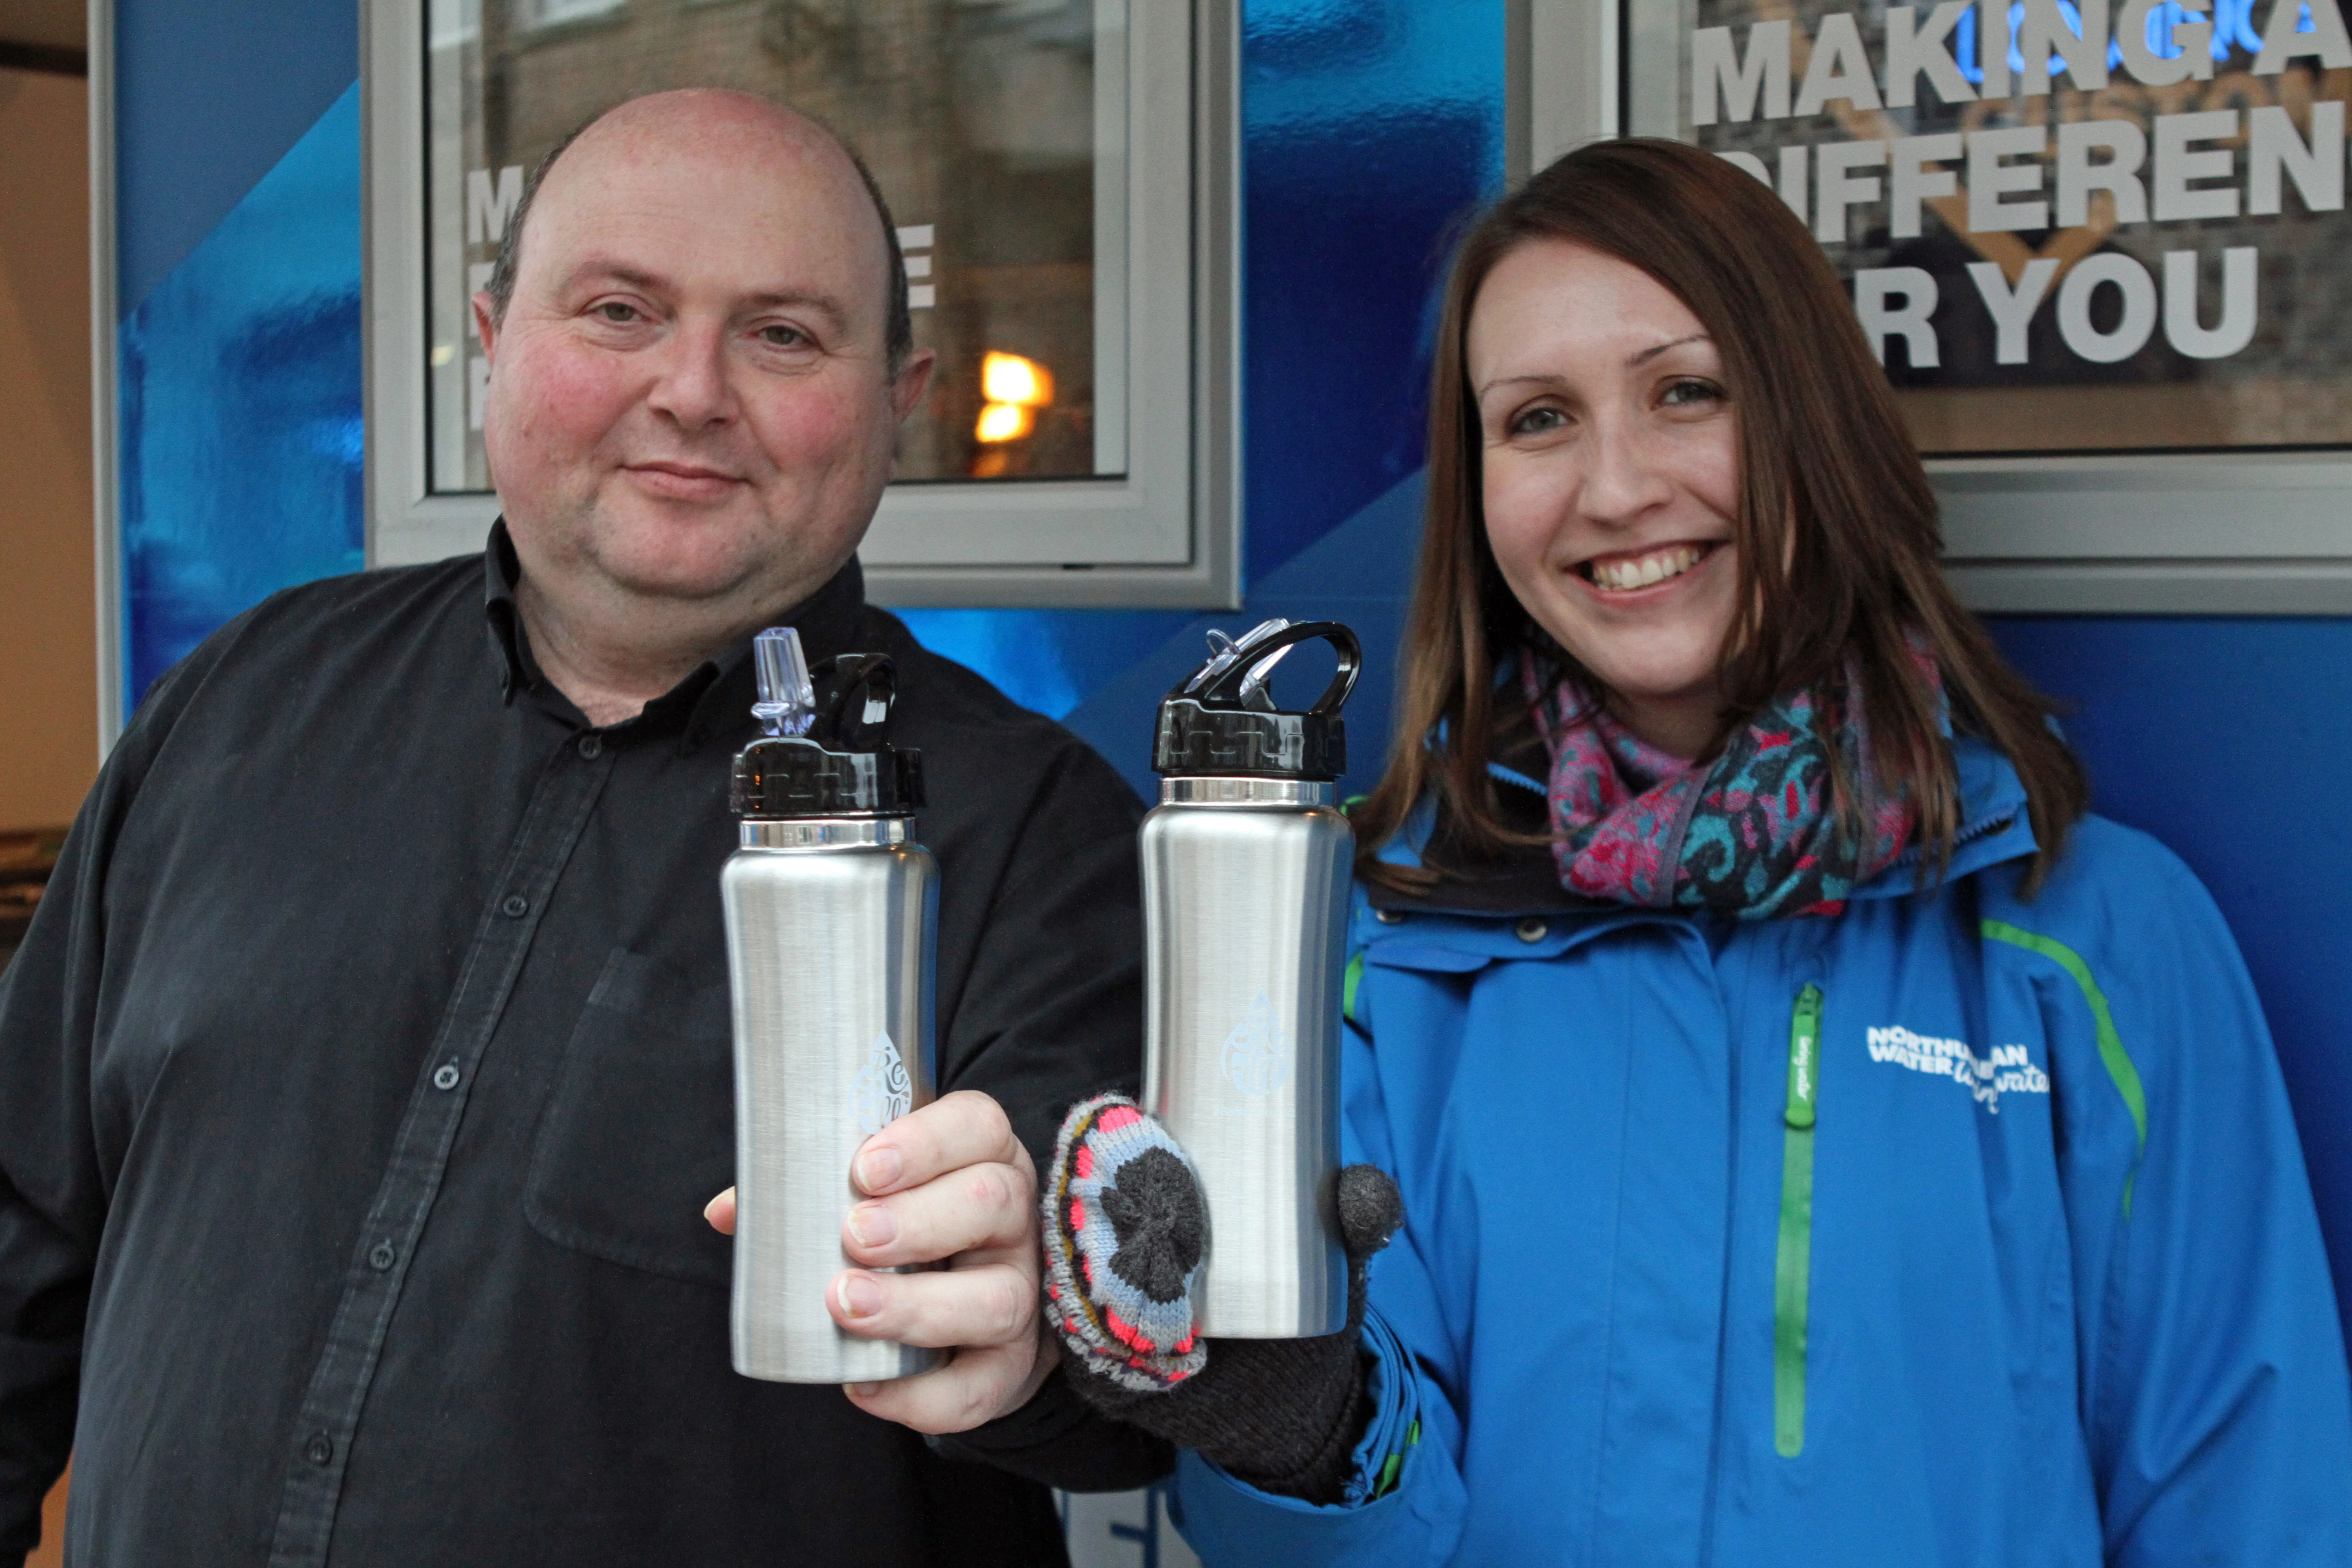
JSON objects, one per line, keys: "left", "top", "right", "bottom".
{"left": 1040, "top": 1093, "right": 1404, "bottom": 1504}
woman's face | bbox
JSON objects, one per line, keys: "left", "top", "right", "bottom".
{"left": 1468, "top": 240, "right": 1741, "bottom": 761}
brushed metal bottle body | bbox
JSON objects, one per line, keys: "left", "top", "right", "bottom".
{"left": 1141, "top": 777, "right": 1352, "bottom": 1338}
{"left": 722, "top": 817, "right": 941, "bottom": 1383}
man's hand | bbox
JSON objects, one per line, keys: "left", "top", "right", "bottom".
{"left": 704, "top": 1089, "right": 1052, "bottom": 1433}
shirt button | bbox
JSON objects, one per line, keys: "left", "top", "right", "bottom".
{"left": 1374, "top": 908, "right": 1406, "bottom": 925}
{"left": 305, "top": 1433, "right": 334, "bottom": 1466}
{"left": 368, "top": 1241, "right": 397, "bottom": 1272}
{"left": 432, "top": 1062, "right": 461, "bottom": 1091}
{"left": 577, "top": 733, "right": 603, "bottom": 760}
{"left": 1516, "top": 917, "right": 1549, "bottom": 944}
{"left": 501, "top": 894, "right": 530, "bottom": 918}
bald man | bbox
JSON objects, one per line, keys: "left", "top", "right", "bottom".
{"left": 0, "top": 92, "right": 1162, "bottom": 1568}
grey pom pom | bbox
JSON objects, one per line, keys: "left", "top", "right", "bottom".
{"left": 1334, "top": 1164, "right": 1404, "bottom": 1259}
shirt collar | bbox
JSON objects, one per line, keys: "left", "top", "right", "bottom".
{"left": 479, "top": 518, "right": 870, "bottom": 745}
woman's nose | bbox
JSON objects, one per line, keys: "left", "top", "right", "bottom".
{"left": 1574, "top": 416, "right": 1676, "bottom": 528}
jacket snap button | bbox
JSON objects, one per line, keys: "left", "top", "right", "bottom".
{"left": 432, "top": 1062, "right": 461, "bottom": 1091}
{"left": 1374, "top": 908, "right": 1406, "bottom": 925}
{"left": 368, "top": 1241, "right": 396, "bottom": 1272}
{"left": 577, "top": 733, "right": 603, "bottom": 760}
{"left": 1515, "top": 918, "right": 1549, "bottom": 943}
{"left": 305, "top": 1433, "right": 334, "bottom": 1466}
{"left": 501, "top": 894, "right": 529, "bottom": 918}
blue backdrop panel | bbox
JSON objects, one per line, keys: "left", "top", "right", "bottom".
{"left": 1991, "top": 616, "right": 2352, "bottom": 1338}
{"left": 113, "top": 0, "right": 359, "bottom": 316}
{"left": 120, "top": 83, "right": 365, "bottom": 710}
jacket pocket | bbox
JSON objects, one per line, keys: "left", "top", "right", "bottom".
{"left": 1774, "top": 983, "right": 1822, "bottom": 1457}
{"left": 524, "top": 947, "right": 736, "bottom": 1287}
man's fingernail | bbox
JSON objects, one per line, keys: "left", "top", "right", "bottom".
{"left": 845, "top": 1382, "right": 882, "bottom": 1398}
{"left": 857, "top": 1146, "right": 903, "bottom": 1191}
{"left": 838, "top": 1274, "right": 884, "bottom": 1318}
{"left": 847, "top": 1204, "right": 897, "bottom": 1248}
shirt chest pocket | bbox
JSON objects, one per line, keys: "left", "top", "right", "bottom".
{"left": 524, "top": 947, "right": 736, "bottom": 1288}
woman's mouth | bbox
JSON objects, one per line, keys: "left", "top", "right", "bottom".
{"left": 1578, "top": 542, "right": 1718, "bottom": 594}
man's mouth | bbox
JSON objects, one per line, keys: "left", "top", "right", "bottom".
{"left": 629, "top": 461, "right": 740, "bottom": 483}
{"left": 1578, "top": 542, "right": 1718, "bottom": 593}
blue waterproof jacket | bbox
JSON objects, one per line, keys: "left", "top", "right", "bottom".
{"left": 1171, "top": 738, "right": 2352, "bottom": 1565}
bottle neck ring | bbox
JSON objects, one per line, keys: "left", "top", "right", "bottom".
{"left": 737, "top": 817, "right": 914, "bottom": 850}
{"left": 1157, "top": 777, "right": 1335, "bottom": 808}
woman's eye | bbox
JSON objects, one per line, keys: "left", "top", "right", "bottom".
{"left": 1660, "top": 377, "right": 1725, "bottom": 409}
{"left": 1507, "top": 407, "right": 1567, "bottom": 437}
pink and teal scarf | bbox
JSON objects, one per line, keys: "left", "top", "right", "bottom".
{"left": 1522, "top": 653, "right": 1931, "bottom": 920}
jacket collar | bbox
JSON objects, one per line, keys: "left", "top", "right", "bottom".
{"left": 1365, "top": 734, "right": 2037, "bottom": 921}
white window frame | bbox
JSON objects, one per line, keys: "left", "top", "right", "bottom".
{"left": 1516, "top": 0, "right": 2352, "bottom": 613}
{"left": 362, "top": 0, "right": 1241, "bottom": 608}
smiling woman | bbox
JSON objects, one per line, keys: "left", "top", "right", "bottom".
{"left": 1141, "top": 138, "right": 2352, "bottom": 1568}
{"left": 1355, "top": 137, "right": 2085, "bottom": 897}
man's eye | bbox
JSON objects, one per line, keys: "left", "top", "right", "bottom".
{"left": 595, "top": 302, "right": 641, "bottom": 323}
{"left": 759, "top": 324, "right": 808, "bottom": 348}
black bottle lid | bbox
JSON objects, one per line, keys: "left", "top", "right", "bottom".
{"left": 731, "top": 645, "right": 925, "bottom": 819}
{"left": 1152, "top": 620, "right": 1361, "bottom": 780}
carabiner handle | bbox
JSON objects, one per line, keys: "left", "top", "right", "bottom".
{"left": 810, "top": 652, "right": 898, "bottom": 746}
{"left": 1192, "top": 620, "right": 1361, "bottom": 715}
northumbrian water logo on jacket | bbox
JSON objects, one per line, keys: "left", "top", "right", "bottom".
{"left": 1866, "top": 1024, "right": 2048, "bottom": 1113}
{"left": 1220, "top": 990, "right": 1292, "bottom": 1096}
{"left": 855, "top": 1030, "right": 914, "bottom": 1135}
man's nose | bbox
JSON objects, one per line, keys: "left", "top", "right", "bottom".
{"left": 643, "top": 318, "right": 736, "bottom": 429}
{"left": 1575, "top": 414, "right": 1676, "bottom": 528}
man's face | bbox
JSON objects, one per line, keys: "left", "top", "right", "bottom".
{"left": 475, "top": 98, "right": 931, "bottom": 617}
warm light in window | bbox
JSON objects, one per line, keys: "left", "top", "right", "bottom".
{"left": 981, "top": 351, "right": 1054, "bottom": 408}
{"left": 974, "top": 402, "right": 1036, "bottom": 443}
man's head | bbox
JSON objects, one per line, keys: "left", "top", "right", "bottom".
{"left": 472, "top": 90, "right": 933, "bottom": 645}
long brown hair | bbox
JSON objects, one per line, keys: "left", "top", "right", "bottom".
{"left": 1353, "top": 138, "right": 2085, "bottom": 896}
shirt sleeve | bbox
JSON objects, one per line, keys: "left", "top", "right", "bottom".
{"left": 0, "top": 806, "right": 102, "bottom": 1563}
{"left": 922, "top": 735, "right": 1175, "bottom": 1491}
{"left": 0, "top": 614, "right": 249, "bottom": 1561}
{"left": 1164, "top": 984, "right": 1471, "bottom": 1566}
{"left": 2011, "top": 826, "right": 2352, "bottom": 1566}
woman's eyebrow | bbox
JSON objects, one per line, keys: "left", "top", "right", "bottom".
{"left": 1630, "top": 333, "right": 1710, "bottom": 367}
{"left": 1474, "top": 372, "right": 1565, "bottom": 400}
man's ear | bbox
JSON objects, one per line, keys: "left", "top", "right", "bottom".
{"left": 472, "top": 293, "right": 500, "bottom": 363}
{"left": 890, "top": 348, "right": 936, "bottom": 424}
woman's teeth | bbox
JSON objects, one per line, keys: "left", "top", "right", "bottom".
{"left": 1587, "top": 544, "right": 1704, "bottom": 592}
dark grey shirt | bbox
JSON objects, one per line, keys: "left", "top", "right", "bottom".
{"left": 0, "top": 527, "right": 1167, "bottom": 1567}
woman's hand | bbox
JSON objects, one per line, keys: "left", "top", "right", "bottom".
{"left": 704, "top": 1088, "right": 1053, "bottom": 1433}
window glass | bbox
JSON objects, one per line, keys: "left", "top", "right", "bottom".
{"left": 1635, "top": 0, "right": 2352, "bottom": 453}
{"left": 424, "top": 0, "right": 1122, "bottom": 491}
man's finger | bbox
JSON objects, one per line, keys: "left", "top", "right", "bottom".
{"left": 842, "top": 1158, "right": 1035, "bottom": 1267}
{"left": 843, "top": 1339, "right": 1047, "bottom": 1436}
{"left": 705, "top": 1188, "right": 736, "bottom": 1235}
{"left": 827, "top": 1259, "right": 1036, "bottom": 1350}
{"left": 851, "top": 1089, "right": 1027, "bottom": 1197}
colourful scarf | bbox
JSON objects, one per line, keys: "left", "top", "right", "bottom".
{"left": 1522, "top": 652, "right": 1930, "bottom": 920}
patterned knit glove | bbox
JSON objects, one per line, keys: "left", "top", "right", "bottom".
{"left": 1039, "top": 1093, "right": 1403, "bottom": 1504}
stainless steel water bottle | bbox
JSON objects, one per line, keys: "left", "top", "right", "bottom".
{"left": 722, "top": 629, "right": 941, "bottom": 1384}
{"left": 1141, "top": 619, "right": 1362, "bottom": 1338}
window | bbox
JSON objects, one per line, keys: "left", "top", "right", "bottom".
{"left": 367, "top": 0, "right": 1240, "bottom": 606}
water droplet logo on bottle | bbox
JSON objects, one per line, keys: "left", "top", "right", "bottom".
{"left": 1220, "top": 990, "right": 1292, "bottom": 1096}
{"left": 855, "top": 1030, "right": 914, "bottom": 1136}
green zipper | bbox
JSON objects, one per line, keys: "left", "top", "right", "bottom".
{"left": 1774, "top": 983, "right": 1823, "bottom": 1458}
